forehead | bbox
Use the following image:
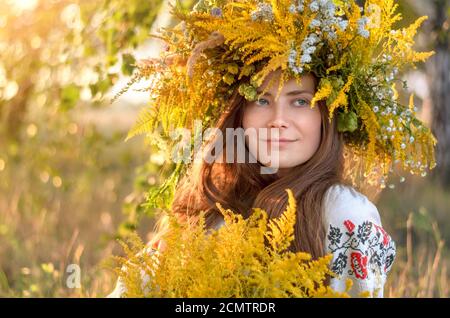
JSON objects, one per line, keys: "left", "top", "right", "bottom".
{"left": 258, "top": 71, "right": 316, "bottom": 94}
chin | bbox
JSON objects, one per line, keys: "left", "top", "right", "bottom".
{"left": 270, "top": 154, "right": 309, "bottom": 168}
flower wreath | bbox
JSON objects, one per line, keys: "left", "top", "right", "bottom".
{"left": 122, "top": 0, "right": 437, "bottom": 207}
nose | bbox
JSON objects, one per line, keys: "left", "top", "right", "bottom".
{"left": 268, "top": 105, "right": 289, "bottom": 129}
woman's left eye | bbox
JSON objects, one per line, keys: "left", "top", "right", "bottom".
{"left": 293, "top": 99, "right": 309, "bottom": 107}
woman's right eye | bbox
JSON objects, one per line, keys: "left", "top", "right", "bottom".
{"left": 255, "top": 98, "right": 270, "bottom": 106}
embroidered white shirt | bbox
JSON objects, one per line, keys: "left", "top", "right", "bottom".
{"left": 107, "top": 184, "right": 396, "bottom": 298}
{"left": 322, "top": 184, "right": 396, "bottom": 297}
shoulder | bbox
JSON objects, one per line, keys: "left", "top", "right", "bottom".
{"left": 322, "top": 184, "right": 397, "bottom": 297}
{"left": 323, "top": 183, "right": 382, "bottom": 228}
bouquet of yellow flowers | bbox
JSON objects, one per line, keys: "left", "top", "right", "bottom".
{"left": 114, "top": 189, "right": 358, "bottom": 298}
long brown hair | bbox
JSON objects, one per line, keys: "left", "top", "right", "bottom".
{"left": 151, "top": 76, "right": 347, "bottom": 261}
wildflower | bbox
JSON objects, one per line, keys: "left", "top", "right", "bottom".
{"left": 311, "top": 78, "right": 333, "bottom": 107}
{"left": 359, "top": 29, "right": 370, "bottom": 38}
{"left": 292, "top": 0, "right": 305, "bottom": 13}
{"left": 293, "top": 66, "right": 304, "bottom": 74}
{"left": 289, "top": 4, "right": 296, "bottom": 14}
{"left": 310, "top": 19, "right": 321, "bottom": 28}
{"left": 357, "top": 17, "right": 370, "bottom": 38}
{"left": 210, "top": 7, "right": 223, "bottom": 18}
{"left": 381, "top": 54, "right": 393, "bottom": 63}
{"left": 305, "top": 46, "right": 317, "bottom": 54}
{"left": 250, "top": 2, "right": 274, "bottom": 22}
{"left": 288, "top": 48, "right": 298, "bottom": 63}
{"left": 288, "top": 48, "right": 298, "bottom": 62}
{"left": 373, "top": 106, "right": 379, "bottom": 113}
{"left": 288, "top": 48, "right": 303, "bottom": 74}
{"left": 307, "top": 33, "right": 320, "bottom": 45}
{"left": 309, "top": 1, "right": 319, "bottom": 12}
{"left": 301, "top": 54, "right": 312, "bottom": 63}
{"left": 115, "top": 190, "right": 350, "bottom": 298}
{"left": 327, "top": 31, "right": 337, "bottom": 40}
{"left": 321, "top": 0, "right": 336, "bottom": 17}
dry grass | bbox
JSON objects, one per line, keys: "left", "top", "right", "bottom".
{"left": 379, "top": 176, "right": 450, "bottom": 297}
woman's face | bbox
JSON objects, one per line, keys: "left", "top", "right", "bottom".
{"left": 242, "top": 70, "right": 322, "bottom": 175}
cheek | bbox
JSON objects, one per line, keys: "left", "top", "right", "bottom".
{"left": 242, "top": 106, "right": 260, "bottom": 130}
{"left": 242, "top": 107, "right": 267, "bottom": 147}
{"left": 295, "top": 109, "right": 322, "bottom": 144}
{"left": 242, "top": 108, "right": 256, "bottom": 147}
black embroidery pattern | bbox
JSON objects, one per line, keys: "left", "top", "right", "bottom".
{"left": 326, "top": 219, "right": 396, "bottom": 280}
{"left": 328, "top": 225, "right": 343, "bottom": 246}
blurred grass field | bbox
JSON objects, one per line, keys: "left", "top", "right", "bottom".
{"left": 378, "top": 176, "right": 450, "bottom": 297}
{"left": 0, "top": 110, "right": 161, "bottom": 297}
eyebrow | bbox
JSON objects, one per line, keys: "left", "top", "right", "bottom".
{"left": 256, "top": 90, "right": 314, "bottom": 97}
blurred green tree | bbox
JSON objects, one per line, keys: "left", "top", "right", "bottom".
{"left": 0, "top": 0, "right": 198, "bottom": 239}
{"left": 0, "top": 0, "right": 165, "bottom": 141}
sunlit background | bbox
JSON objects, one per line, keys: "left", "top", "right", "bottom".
{"left": 0, "top": 0, "right": 449, "bottom": 297}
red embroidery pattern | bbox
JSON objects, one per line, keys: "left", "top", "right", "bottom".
{"left": 350, "top": 252, "right": 368, "bottom": 279}
{"left": 327, "top": 219, "right": 396, "bottom": 280}
{"left": 344, "top": 220, "right": 355, "bottom": 233}
{"left": 374, "top": 224, "right": 390, "bottom": 247}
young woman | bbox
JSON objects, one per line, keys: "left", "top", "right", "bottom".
{"left": 108, "top": 0, "right": 435, "bottom": 298}
{"left": 108, "top": 69, "right": 396, "bottom": 298}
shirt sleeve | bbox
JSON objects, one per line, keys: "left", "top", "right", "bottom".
{"left": 323, "top": 185, "right": 397, "bottom": 298}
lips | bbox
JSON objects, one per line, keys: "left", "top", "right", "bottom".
{"left": 264, "top": 139, "right": 298, "bottom": 143}
{"left": 261, "top": 139, "right": 298, "bottom": 149}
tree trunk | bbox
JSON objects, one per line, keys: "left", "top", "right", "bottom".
{"left": 427, "top": 0, "right": 450, "bottom": 186}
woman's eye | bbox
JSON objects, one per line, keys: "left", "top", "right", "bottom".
{"left": 293, "top": 98, "right": 309, "bottom": 107}
{"left": 255, "top": 98, "right": 270, "bottom": 106}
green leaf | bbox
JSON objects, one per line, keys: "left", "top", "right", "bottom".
{"left": 222, "top": 73, "right": 235, "bottom": 85}
{"left": 121, "top": 53, "right": 136, "bottom": 76}
{"left": 90, "top": 76, "right": 113, "bottom": 97}
{"left": 192, "top": 0, "right": 209, "bottom": 13}
{"left": 60, "top": 84, "right": 80, "bottom": 111}
{"left": 238, "top": 83, "right": 257, "bottom": 101}
{"left": 240, "top": 64, "right": 255, "bottom": 78}
{"left": 227, "top": 63, "right": 239, "bottom": 75}
{"left": 337, "top": 111, "right": 358, "bottom": 133}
